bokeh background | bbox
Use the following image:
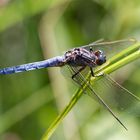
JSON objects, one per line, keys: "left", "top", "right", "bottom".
{"left": 0, "top": 0, "right": 140, "bottom": 140}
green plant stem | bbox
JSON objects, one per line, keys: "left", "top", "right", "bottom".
{"left": 41, "top": 43, "right": 140, "bottom": 140}
{"left": 42, "top": 83, "right": 88, "bottom": 140}
{"left": 103, "top": 49, "right": 140, "bottom": 74}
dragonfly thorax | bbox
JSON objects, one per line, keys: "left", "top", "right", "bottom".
{"left": 64, "top": 48, "right": 106, "bottom": 67}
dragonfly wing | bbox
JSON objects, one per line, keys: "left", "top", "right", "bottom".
{"left": 64, "top": 63, "right": 140, "bottom": 117}
{"left": 89, "top": 74, "right": 140, "bottom": 116}
{"left": 82, "top": 38, "right": 137, "bottom": 59}
{"left": 69, "top": 65, "right": 128, "bottom": 130}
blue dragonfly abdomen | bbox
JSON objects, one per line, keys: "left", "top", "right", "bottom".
{"left": 0, "top": 56, "right": 65, "bottom": 75}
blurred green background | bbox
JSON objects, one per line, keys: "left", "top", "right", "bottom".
{"left": 0, "top": 0, "right": 140, "bottom": 140}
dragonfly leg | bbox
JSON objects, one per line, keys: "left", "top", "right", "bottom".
{"left": 90, "top": 67, "right": 94, "bottom": 77}
{"left": 90, "top": 67, "right": 104, "bottom": 77}
{"left": 72, "top": 66, "right": 86, "bottom": 79}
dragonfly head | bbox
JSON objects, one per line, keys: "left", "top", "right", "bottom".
{"left": 94, "top": 50, "right": 106, "bottom": 65}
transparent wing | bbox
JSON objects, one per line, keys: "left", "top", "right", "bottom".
{"left": 89, "top": 74, "right": 140, "bottom": 116}
{"left": 64, "top": 65, "right": 140, "bottom": 115}
{"left": 64, "top": 65, "right": 140, "bottom": 129}
{"left": 81, "top": 38, "right": 137, "bottom": 59}
{"left": 68, "top": 65, "right": 128, "bottom": 130}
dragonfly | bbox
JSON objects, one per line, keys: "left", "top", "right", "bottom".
{"left": 0, "top": 39, "right": 139, "bottom": 130}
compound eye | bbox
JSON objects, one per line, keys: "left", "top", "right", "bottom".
{"left": 96, "top": 55, "right": 106, "bottom": 65}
